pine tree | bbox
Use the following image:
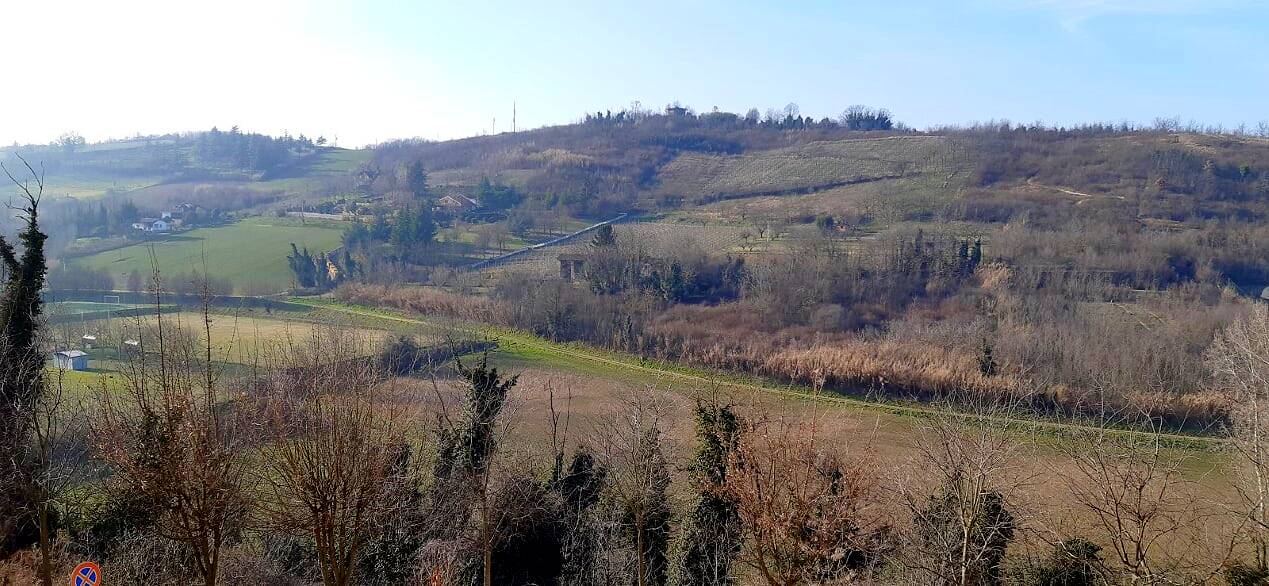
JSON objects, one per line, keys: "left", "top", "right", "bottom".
{"left": 413, "top": 205, "right": 437, "bottom": 246}
{"left": 390, "top": 207, "right": 414, "bottom": 247}
{"left": 404, "top": 161, "right": 430, "bottom": 200}
{"left": 369, "top": 213, "right": 391, "bottom": 241}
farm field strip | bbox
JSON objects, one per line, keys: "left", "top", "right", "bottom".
{"left": 70, "top": 218, "right": 345, "bottom": 293}
{"left": 294, "top": 297, "right": 1220, "bottom": 450}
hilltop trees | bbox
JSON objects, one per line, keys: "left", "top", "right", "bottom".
{"left": 840, "top": 106, "right": 894, "bottom": 131}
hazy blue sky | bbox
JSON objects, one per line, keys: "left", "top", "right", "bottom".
{"left": 2, "top": 0, "right": 1266, "bottom": 146}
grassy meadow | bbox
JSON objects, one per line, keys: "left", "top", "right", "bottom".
{"left": 71, "top": 217, "right": 345, "bottom": 293}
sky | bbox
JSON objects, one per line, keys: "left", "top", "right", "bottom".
{"left": 0, "top": 0, "right": 1266, "bottom": 147}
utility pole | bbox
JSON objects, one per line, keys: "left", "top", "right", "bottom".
{"left": 513, "top": 101, "right": 517, "bottom": 133}
{"left": 492, "top": 117, "right": 496, "bottom": 135}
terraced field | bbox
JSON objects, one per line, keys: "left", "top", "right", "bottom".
{"left": 654, "top": 136, "right": 957, "bottom": 203}
{"left": 684, "top": 170, "right": 971, "bottom": 226}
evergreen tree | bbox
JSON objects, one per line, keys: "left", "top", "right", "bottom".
{"left": 590, "top": 224, "right": 616, "bottom": 248}
{"left": 390, "top": 208, "right": 414, "bottom": 247}
{"left": 978, "top": 338, "right": 998, "bottom": 377}
{"left": 412, "top": 205, "right": 437, "bottom": 246}
{"left": 917, "top": 490, "right": 1015, "bottom": 586}
{"left": 445, "top": 351, "right": 519, "bottom": 476}
{"left": 673, "top": 402, "right": 742, "bottom": 586}
{"left": 341, "top": 219, "right": 370, "bottom": 249}
{"left": 624, "top": 428, "right": 673, "bottom": 586}
{"left": 312, "top": 252, "right": 331, "bottom": 290}
{"left": 287, "top": 243, "right": 316, "bottom": 288}
{"left": 554, "top": 449, "right": 607, "bottom": 585}
{"left": 369, "top": 213, "right": 391, "bottom": 241}
{"left": 970, "top": 238, "right": 983, "bottom": 271}
{"left": 0, "top": 165, "right": 48, "bottom": 557}
{"left": 404, "top": 161, "right": 430, "bottom": 200}
{"left": 1018, "top": 539, "right": 1102, "bottom": 586}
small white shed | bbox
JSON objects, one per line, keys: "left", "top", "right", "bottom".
{"left": 52, "top": 350, "right": 89, "bottom": 371}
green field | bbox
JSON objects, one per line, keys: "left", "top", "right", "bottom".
{"left": 48, "top": 301, "right": 135, "bottom": 313}
{"left": 72, "top": 217, "right": 345, "bottom": 293}
{"left": 42, "top": 174, "right": 166, "bottom": 200}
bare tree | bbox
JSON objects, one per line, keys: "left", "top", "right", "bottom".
{"left": 18, "top": 366, "right": 90, "bottom": 586}
{"left": 898, "top": 392, "right": 1032, "bottom": 586}
{"left": 722, "top": 415, "right": 891, "bottom": 585}
{"left": 599, "top": 393, "right": 674, "bottom": 586}
{"left": 1058, "top": 421, "right": 1225, "bottom": 585}
{"left": 1209, "top": 306, "right": 1269, "bottom": 576}
{"left": 253, "top": 331, "right": 403, "bottom": 586}
{"left": 94, "top": 272, "right": 249, "bottom": 586}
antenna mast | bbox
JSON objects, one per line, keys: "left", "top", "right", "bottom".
{"left": 513, "top": 101, "right": 517, "bottom": 133}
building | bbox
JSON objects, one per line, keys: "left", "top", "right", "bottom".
{"left": 132, "top": 218, "right": 173, "bottom": 232}
{"left": 558, "top": 253, "right": 586, "bottom": 281}
{"left": 436, "top": 193, "right": 480, "bottom": 211}
{"left": 81, "top": 334, "right": 97, "bottom": 349}
{"left": 52, "top": 350, "right": 89, "bottom": 371}
{"left": 122, "top": 339, "right": 141, "bottom": 355}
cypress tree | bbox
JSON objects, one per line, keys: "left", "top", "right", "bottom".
{"left": 0, "top": 162, "right": 48, "bottom": 556}
{"left": 978, "top": 338, "right": 998, "bottom": 377}
{"left": 672, "top": 402, "right": 742, "bottom": 586}
{"left": 590, "top": 224, "right": 616, "bottom": 248}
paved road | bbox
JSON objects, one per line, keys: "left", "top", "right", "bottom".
{"left": 467, "top": 213, "right": 629, "bottom": 270}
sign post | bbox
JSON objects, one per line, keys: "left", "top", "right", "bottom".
{"left": 71, "top": 561, "right": 101, "bottom": 586}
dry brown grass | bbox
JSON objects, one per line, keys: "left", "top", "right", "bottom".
{"left": 334, "top": 283, "right": 501, "bottom": 323}
{"left": 655, "top": 137, "right": 952, "bottom": 203}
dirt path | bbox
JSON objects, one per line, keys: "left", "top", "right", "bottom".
{"left": 1028, "top": 179, "right": 1126, "bottom": 204}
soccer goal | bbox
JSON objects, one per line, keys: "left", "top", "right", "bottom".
{"left": 103, "top": 295, "right": 121, "bottom": 305}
